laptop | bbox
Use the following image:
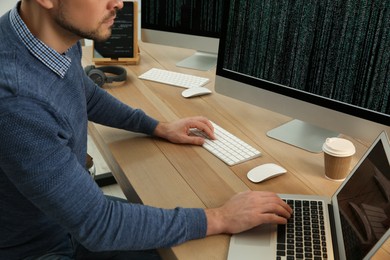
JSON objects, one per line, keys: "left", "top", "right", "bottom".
{"left": 228, "top": 131, "right": 390, "bottom": 260}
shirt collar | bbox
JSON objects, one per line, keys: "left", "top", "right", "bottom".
{"left": 9, "top": 3, "right": 71, "bottom": 78}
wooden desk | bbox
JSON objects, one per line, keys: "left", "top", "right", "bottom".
{"left": 83, "top": 43, "right": 389, "bottom": 259}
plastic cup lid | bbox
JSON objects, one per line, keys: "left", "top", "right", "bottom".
{"left": 322, "top": 137, "right": 356, "bottom": 157}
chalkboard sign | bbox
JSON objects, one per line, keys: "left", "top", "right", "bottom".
{"left": 93, "top": 1, "right": 139, "bottom": 64}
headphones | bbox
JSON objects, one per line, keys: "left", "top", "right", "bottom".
{"left": 84, "top": 65, "right": 127, "bottom": 87}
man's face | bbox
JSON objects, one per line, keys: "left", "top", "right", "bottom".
{"left": 51, "top": 0, "right": 123, "bottom": 42}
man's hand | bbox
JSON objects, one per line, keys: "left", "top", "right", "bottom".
{"left": 153, "top": 116, "right": 215, "bottom": 145}
{"left": 205, "top": 191, "right": 293, "bottom": 235}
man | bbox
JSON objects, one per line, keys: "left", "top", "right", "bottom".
{"left": 0, "top": 0, "right": 292, "bottom": 259}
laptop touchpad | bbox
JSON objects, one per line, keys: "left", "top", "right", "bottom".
{"left": 235, "top": 224, "right": 273, "bottom": 246}
{"left": 228, "top": 224, "right": 276, "bottom": 260}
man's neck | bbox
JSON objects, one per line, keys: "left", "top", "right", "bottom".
{"left": 19, "top": 1, "right": 78, "bottom": 54}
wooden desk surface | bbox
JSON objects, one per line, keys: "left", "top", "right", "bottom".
{"left": 83, "top": 43, "right": 389, "bottom": 259}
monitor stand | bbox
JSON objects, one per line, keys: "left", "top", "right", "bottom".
{"left": 267, "top": 119, "right": 339, "bottom": 153}
{"left": 176, "top": 51, "right": 217, "bottom": 71}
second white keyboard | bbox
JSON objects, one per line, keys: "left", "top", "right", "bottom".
{"left": 139, "top": 68, "right": 210, "bottom": 88}
{"left": 190, "top": 122, "right": 262, "bottom": 166}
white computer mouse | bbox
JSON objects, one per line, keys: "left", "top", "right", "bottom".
{"left": 247, "top": 163, "right": 287, "bottom": 183}
{"left": 181, "top": 87, "right": 212, "bottom": 98}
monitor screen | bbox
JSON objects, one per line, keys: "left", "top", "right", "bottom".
{"left": 141, "top": 0, "right": 223, "bottom": 71}
{"left": 215, "top": 0, "right": 390, "bottom": 151}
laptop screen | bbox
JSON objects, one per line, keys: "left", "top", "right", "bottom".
{"left": 336, "top": 133, "right": 390, "bottom": 259}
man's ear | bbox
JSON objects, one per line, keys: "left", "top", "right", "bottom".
{"left": 34, "top": 0, "right": 55, "bottom": 9}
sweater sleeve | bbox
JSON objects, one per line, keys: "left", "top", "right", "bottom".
{"left": 84, "top": 78, "right": 159, "bottom": 136}
{"left": 0, "top": 98, "right": 207, "bottom": 251}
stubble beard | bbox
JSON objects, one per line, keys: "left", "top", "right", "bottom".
{"left": 54, "top": 4, "right": 116, "bottom": 42}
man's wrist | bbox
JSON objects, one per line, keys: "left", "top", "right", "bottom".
{"left": 205, "top": 208, "right": 225, "bottom": 236}
{"left": 153, "top": 122, "right": 166, "bottom": 137}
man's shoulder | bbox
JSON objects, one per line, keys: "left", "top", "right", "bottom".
{"left": 0, "top": 11, "right": 16, "bottom": 52}
{"left": 0, "top": 11, "right": 25, "bottom": 93}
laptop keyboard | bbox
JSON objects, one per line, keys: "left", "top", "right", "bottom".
{"left": 277, "top": 199, "right": 328, "bottom": 260}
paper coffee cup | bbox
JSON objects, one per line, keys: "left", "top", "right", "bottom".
{"left": 322, "top": 138, "right": 356, "bottom": 181}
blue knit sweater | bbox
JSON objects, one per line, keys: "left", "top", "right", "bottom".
{"left": 0, "top": 9, "right": 206, "bottom": 259}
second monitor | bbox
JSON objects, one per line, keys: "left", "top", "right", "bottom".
{"left": 141, "top": 0, "right": 223, "bottom": 71}
{"left": 215, "top": 0, "right": 390, "bottom": 152}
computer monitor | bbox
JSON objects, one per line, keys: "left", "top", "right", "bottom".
{"left": 141, "top": 0, "right": 223, "bottom": 71}
{"left": 215, "top": 0, "right": 390, "bottom": 153}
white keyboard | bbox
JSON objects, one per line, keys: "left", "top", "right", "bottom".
{"left": 139, "top": 68, "right": 210, "bottom": 89}
{"left": 190, "top": 122, "right": 262, "bottom": 166}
